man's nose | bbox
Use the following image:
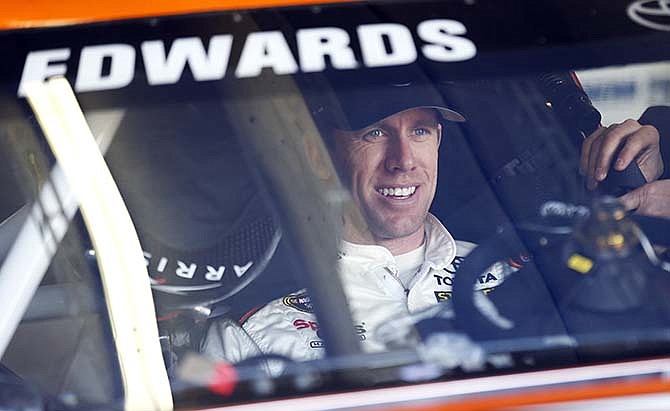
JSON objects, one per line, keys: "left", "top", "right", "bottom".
{"left": 385, "top": 137, "right": 416, "bottom": 172}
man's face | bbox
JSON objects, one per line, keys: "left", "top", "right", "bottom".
{"left": 332, "top": 108, "right": 442, "bottom": 245}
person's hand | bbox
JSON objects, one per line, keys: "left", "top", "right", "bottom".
{"left": 619, "top": 180, "right": 670, "bottom": 218}
{"left": 580, "top": 119, "right": 663, "bottom": 190}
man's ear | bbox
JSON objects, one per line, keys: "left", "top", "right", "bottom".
{"left": 437, "top": 122, "right": 443, "bottom": 148}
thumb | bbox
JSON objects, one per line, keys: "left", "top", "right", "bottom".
{"left": 618, "top": 186, "right": 644, "bottom": 212}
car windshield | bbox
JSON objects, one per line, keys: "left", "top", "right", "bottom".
{"left": 1, "top": 0, "right": 670, "bottom": 408}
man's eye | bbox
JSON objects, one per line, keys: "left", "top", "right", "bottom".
{"left": 364, "top": 129, "right": 384, "bottom": 141}
{"left": 413, "top": 128, "right": 430, "bottom": 138}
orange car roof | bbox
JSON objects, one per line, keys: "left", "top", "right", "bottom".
{"left": 0, "top": 0, "right": 357, "bottom": 31}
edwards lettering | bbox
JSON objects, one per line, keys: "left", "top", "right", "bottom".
{"left": 18, "top": 19, "right": 476, "bottom": 96}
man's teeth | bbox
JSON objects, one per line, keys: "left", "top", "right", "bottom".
{"left": 378, "top": 186, "right": 417, "bottom": 197}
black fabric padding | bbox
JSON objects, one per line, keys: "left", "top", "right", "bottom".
{"left": 105, "top": 104, "right": 260, "bottom": 249}
{"left": 431, "top": 112, "right": 511, "bottom": 244}
{"left": 105, "top": 102, "right": 281, "bottom": 298}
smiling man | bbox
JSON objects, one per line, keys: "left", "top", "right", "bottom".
{"left": 332, "top": 107, "right": 442, "bottom": 255}
{"left": 201, "top": 72, "right": 515, "bottom": 370}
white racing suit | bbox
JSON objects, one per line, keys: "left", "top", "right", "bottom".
{"left": 201, "top": 214, "right": 515, "bottom": 367}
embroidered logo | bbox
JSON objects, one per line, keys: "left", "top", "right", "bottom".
{"left": 283, "top": 292, "right": 313, "bottom": 313}
{"left": 434, "top": 290, "right": 452, "bottom": 302}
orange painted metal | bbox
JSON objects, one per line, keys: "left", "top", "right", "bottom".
{"left": 0, "top": 0, "right": 357, "bottom": 31}
{"left": 380, "top": 377, "right": 670, "bottom": 411}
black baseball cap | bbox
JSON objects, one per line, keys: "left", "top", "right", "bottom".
{"left": 306, "top": 67, "right": 466, "bottom": 131}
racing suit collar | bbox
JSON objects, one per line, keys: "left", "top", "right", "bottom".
{"left": 423, "top": 213, "right": 457, "bottom": 270}
{"left": 339, "top": 240, "right": 395, "bottom": 273}
{"left": 338, "top": 213, "right": 457, "bottom": 275}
